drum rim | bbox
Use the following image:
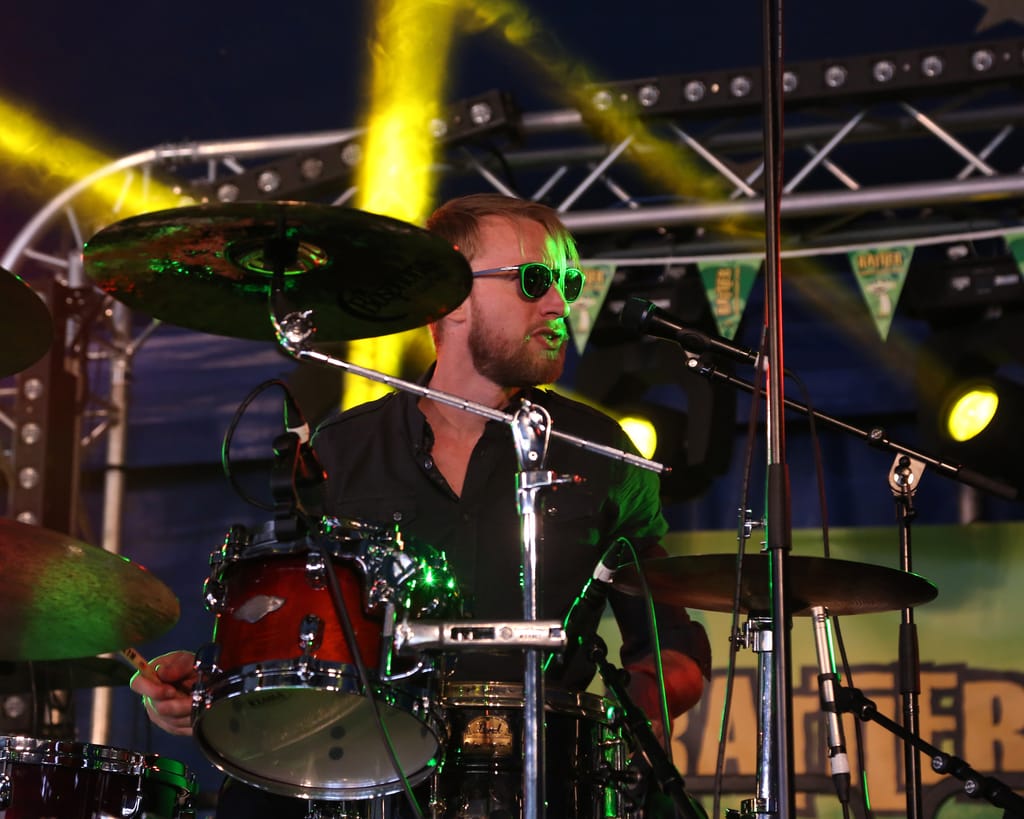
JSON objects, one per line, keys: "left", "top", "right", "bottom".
{"left": 439, "top": 681, "right": 616, "bottom": 722}
{"left": 0, "top": 736, "right": 146, "bottom": 774}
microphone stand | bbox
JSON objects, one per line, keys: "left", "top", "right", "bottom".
{"left": 588, "top": 633, "right": 705, "bottom": 819}
{"left": 890, "top": 454, "right": 925, "bottom": 819}
{"left": 835, "top": 685, "right": 1024, "bottom": 818}
{"left": 760, "top": 0, "right": 796, "bottom": 813}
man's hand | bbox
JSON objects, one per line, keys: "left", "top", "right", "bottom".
{"left": 128, "top": 649, "right": 197, "bottom": 736}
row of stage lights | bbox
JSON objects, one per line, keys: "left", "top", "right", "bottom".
{"left": 193, "top": 38, "right": 1024, "bottom": 206}
{"left": 585, "top": 38, "right": 1024, "bottom": 117}
{"left": 193, "top": 89, "right": 520, "bottom": 205}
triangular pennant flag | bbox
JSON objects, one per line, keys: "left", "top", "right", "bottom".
{"left": 1003, "top": 231, "right": 1024, "bottom": 278}
{"left": 847, "top": 246, "right": 914, "bottom": 340}
{"left": 696, "top": 258, "right": 762, "bottom": 340}
{"left": 569, "top": 263, "right": 617, "bottom": 355}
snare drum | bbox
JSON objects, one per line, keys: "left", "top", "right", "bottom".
{"left": 0, "top": 736, "right": 194, "bottom": 818}
{"left": 193, "top": 517, "right": 458, "bottom": 801}
{"left": 430, "top": 682, "right": 628, "bottom": 818}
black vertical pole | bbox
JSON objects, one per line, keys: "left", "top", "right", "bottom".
{"left": 761, "top": 0, "right": 796, "bottom": 816}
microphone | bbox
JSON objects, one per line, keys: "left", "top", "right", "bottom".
{"left": 619, "top": 297, "right": 759, "bottom": 365}
{"left": 811, "top": 605, "right": 852, "bottom": 804}
{"left": 551, "top": 538, "right": 630, "bottom": 676}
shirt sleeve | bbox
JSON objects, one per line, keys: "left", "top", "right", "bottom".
{"left": 605, "top": 442, "right": 713, "bottom": 683}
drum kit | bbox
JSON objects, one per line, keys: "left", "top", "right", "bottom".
{"left": 0, "top": 199, "right": 1009, "bottom": 818}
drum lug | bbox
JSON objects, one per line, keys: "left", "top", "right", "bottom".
{"left": 0, "top": 773, "right": 9, "bottom": 809}
{"left": 205, "top": 524, "right": 249, "bottom": 611}
{"left": 297, "top": 614, "right": 324, "bottom": 681}
{"left": 192, "top": 642, "right": 220, "bottom": 709}
{"left": 203, "top": 577, "right": 226, "bottom": 612}
{"left": 305, "top": 548, "right": 327, "bottom": 589}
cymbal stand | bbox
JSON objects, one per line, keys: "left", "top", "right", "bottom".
{"left": 889, "top": 454, "right": 926, "bottom": 819}
{"left": 511, "top": 400, "right": 579, "bottom": 819}
{"left": 727, "top": 615, "right": 777, "bottom": 819}
{"left": 588, "top": 633, "right": 705, "bottom": 819}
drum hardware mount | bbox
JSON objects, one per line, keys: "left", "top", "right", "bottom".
{"left": 586, "top": 632, "right": 707, "bottom": 819}
{"left": 393, "top": 619, "right": 566, "bottom": 653}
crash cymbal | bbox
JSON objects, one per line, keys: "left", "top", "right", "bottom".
{"left": 0, "top": 267, "right": 52, "bottom": 376}
{"left": 613, "top": 553, "right": 938, "bottom": 616}
{"left": 82, "top": 201, "right": 472, "bottom": 341}
{"left": 0, "top": 657, "right": 133, "bottom": 693}
{"left": 0, "top": 519, "right": 180, "bottom": 661}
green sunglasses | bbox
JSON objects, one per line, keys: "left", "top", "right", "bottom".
{"left": 472, "top": 262, "right": 586, "bottom": 303}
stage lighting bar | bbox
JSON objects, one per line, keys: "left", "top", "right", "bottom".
{"left": 192, "top": 89, "right": 520, "bottom": 204}
{"left": 584, "top": 38, "right": 1024, "bottom": 119}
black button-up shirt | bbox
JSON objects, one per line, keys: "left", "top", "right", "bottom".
{"left": 313, "top": 385, "right": 710, "bottom": 687}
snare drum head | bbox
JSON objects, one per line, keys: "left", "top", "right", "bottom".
{"left": 194, "top": 669, "right": 442, "bottom": 800}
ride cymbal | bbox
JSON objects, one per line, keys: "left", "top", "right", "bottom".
{"left": 82, "top": 201, "right": 473, "bottom": 341}
{"left": 613, "top": 553, "right": 937, "bottom": 616}
{"left": 0, "top": 519, "right": 180, "bottom": 661}
{"left": 0, "top": 267, "right": 52, "bottom": 377}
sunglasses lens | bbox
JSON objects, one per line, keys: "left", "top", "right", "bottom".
{"left": 521, "top": 263, "right": 554, "bottom": 299}
{"left": 562, "top": 269, "right": 584, "bottom": 302}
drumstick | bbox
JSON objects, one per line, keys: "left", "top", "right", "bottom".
{"left": 120, "top": 646, "right": 161, "bottom": 683}
{"left": 119, "top": 647, "right": 193, "bottom": 694}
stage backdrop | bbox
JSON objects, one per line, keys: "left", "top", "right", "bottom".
{"left": 592, "top": 522, "right": 1024, "bottom": 819}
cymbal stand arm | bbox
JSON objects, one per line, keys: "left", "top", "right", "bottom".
{"left": 890, "top": 454, "right": 926, "bottom": 819}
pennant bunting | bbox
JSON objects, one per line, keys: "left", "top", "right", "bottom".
{"left": 847, "top": 245, "right": 914, "bottom": 340}
{"left": 1003, "top": 231, "right": 1024, "bottom": 278}
{"left": 696, "top": 259, "right": 762, "bottom": 340}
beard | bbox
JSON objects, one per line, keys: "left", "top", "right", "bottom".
{"left": 467, "top": 308, "right": 566, "bottom": 388}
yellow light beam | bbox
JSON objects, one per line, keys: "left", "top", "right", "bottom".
{"left": 455, "top": 0, "right": 741, "bottom": 215}
{"left": 0, "top": 97, "right": 182, "bottom": 222}
{"left": 345, "top": 0, "right": 460, "bottom": 409}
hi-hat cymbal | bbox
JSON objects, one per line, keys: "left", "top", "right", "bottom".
{"left": 0, "top": 267, "right": 52, "bottom": 376}
{"left": 613, "top": 553, "right": 938, "bottom": 616}
{"left": 0, "top": 657, "right": 133, "bottom": 693}
{"left": 82, "top": 201, "right": 473, "bottom": 341}
{"left": 0, "top": 519, "right": 180, "bottom": 661}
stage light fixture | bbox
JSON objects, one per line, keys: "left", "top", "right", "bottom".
{"left": 872, "top": 59, "right": 897, "bottom": 83}
{"left": 637, "top": 84, "right": 661, "bottom": 107}
{"left": 191, "top": 90, "right": 519, "bottom": 205}
{"left": 915, "top": 310, "right": 1024, "bottom": 496}
{"left": 921, "top": 54, "right": 945, "bottom": 78}
{"left": 581, "top": 37, "right": 1024, "bottom": 122}
{"left": 941, "top": 380, "right": 999, "bottom": 442}
{"left": 971, "top": 48, "right": 996, "bottom": 73}
{"left": 928, "top": 373, "right": 1024, "bottom": 491}
{"left": 824, "top": 64, "right": 848, "bottom": 89}
{"left": 617, "top": 413, "right": 658, "bottom": 459}
{"left": 729, "top": 75, "right": 753, "bottom": 98}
